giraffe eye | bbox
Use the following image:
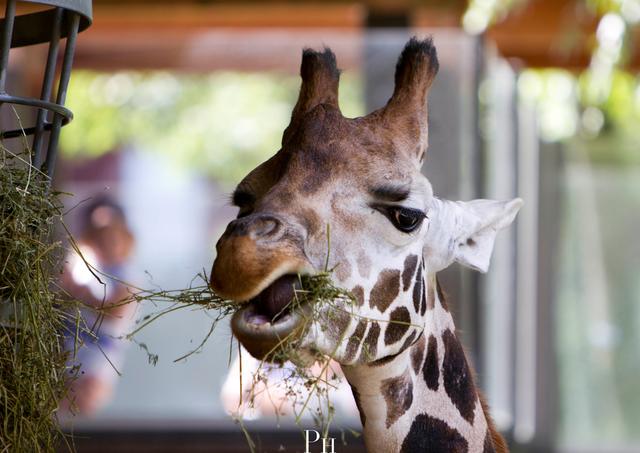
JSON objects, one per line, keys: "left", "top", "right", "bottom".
{"left": 385, "top": 206, "right": 426, "bottom": 233}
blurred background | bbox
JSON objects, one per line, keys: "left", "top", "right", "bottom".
{"left": 3, "top": 0, "right": 640, "bottom": 452}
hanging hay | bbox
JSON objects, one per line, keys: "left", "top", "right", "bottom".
{"left": 0, "top": 145, "right": 80, "bottom": 452}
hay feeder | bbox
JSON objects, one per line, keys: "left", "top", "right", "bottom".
{"left": 0, "top": 1, "right": 92, "bottom": 450}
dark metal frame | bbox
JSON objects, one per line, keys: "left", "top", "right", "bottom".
{"left": 0, "top": 0, "right": 92, "bottom": 176}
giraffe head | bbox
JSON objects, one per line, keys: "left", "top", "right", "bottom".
{"left": 210, "top": 38, "right": 522, "bottom": 364}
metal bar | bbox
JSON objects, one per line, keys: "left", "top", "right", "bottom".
{"left": 0, "top": 93, "right": 73, "bottom": 120}
{"left": 45, "top": 11, "right": 80, "bottom": 178}
{"left": 513, "top": 98, "right": 540, "bottom": 445}
{"left": 3, "top": 122, "right": 60, "bottom": 139}
{"left": 33, "top": 7, "right": 63, "bottom": 168}
{"left": 481, "top": 56, "right": 519, "bottom": 434}
{"left": 0, "top": 0, "right": 16, "bottom": 92}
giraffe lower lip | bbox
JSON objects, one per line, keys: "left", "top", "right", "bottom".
{"left": 236, "top": 304, "right": 299, "bottom": 330}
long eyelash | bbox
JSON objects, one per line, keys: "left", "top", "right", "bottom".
{"left": 394, "top": 206, "right": 427, "bottom": 219}
{"left": 231, "top": 190, "right": 256, "bottom": 208}
{"left": 371, "top": 204, "right": 423, "bottom": 217}
{"left": 226, "top": 192, "right": 235, "bottom": 206}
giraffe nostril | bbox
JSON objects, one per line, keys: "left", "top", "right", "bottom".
{"left": 226, "top": 214, "right": 284, "bottom": 241}
{"left": 252, "top": 217, "right": 280, "bottom": 238}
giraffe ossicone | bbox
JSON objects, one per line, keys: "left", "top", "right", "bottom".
{"left": 211, "top": 36, "right": 520, "bottom": 453}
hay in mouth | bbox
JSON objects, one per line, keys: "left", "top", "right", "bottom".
{"left": 117, "top": 266, "right": 358, "bottom": 452}
{"left": 245, "top": 274, "right": 302, "bottom": 324}
{"left": 124, "top": 270, "right": 355, "bottom": 362}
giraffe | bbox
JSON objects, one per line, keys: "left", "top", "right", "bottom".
{"left": 210, "top": 37, "right": 522, "bottom": 453}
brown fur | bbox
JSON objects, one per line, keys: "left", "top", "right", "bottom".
{"left": 211, "top": 44, "right": 428, "bottom": 301}
{"left": 410, "top": 333, "right": 426, "bottom": 375}
{"left": 211, "top": 234, "right": 308, "bottom": 301}
{"left": 359, "top": 321, "right": 380, "bottom": 362}
{"left": 479, "top": 393, "right": 509, "bottom": 453}
{"left": 437, "top": 281, "right": 509, "bottom": 452}
{"left": 344, "top": 320, "right": 367, "bottom": 362}
{"left": 370, "top": 269, "right": 401, "bottom": 313}
{"left": 401, "top": 254, "right": 419, "bottom": 291}
{"left": 351, "top": 285, "right": 365, "bottom": 306}
{"left": 381, "top": 367, "right": 414, "bottom": 428}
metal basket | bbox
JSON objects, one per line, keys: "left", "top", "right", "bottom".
{"left": 0, "top": 0, "right": 92, "bottom": 177}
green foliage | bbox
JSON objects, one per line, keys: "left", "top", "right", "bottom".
{"left": 61, "top": 70, "right": 363, "bottom": 186}
{"left": 463, "top": 0, "right": 528, "bottom": 34}
{"left": 579, "top": 69, "right": 640, "bottom": 131}
{"left": 519, "top": 68, "right": 640, "bottom": 157}
{"left": 471, "top": 0, "right": 640, "bottom": 147}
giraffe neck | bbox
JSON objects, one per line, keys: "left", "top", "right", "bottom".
{"left": 342, "top": 274, "right": 504, "bottom": 453}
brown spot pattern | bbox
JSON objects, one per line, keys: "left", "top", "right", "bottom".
{"left": 359, "top": 321, "right": 380, "bottom": 361}
{"left": 410, "top": 333, "right": 426, "bottom": 375}
{"left": 384, "top": 306, "right": 411, "bottom": 345}
{"left": 400, "top": 413, "right": 469, "bottom": 453}
{"left": 442, "top": 329, "right": 477, "bottom": 423}
{"left": 398, "top": 330, "right": 417, "bottom": 354}
{"left": 436, "top": 277, "right": 449, "bottom": 311}
{"left": 423, "top": 335, "right": 439, "bottom": 391}
{"left": 351, "top": 285, "right": 365, "bottom": 307}
{"left": 401, "top": 255, "right": 418, "bottom": 291}
{"left": 344, "top": 320, "right": 367, "bottom": 362}
{"left": 412, "top": 265, "right": 423, "bottom": 313}
{"left": 420, "top": 276, "right": 427, "bottom": 315}
{"left": 332, "top": 311, "right": 351, "bottom": 341}
{"left": 381, "top": 367, "right": 413, "bottom": 428}
{"left": 370, "top": 352, "right": 396, "bottom": 367}
{"left": 369, "top": 269, "right": 401, "bottom": 312}
{"left": 369, "top": 330, "right": 416, "bottom": 366}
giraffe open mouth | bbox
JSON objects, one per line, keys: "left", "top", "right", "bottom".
{"left": 230, "top": 274, "right": 311, "bottom": 360}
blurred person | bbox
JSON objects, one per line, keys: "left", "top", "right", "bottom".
{"left": 221, "top": 347, "right": 358, "bottom": 421}
{"left": 60, "top": 195, "right": 136, "bottom": 416}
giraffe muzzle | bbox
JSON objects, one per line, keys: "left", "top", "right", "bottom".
{"left": 210, "top": 211, "right": 311, "bottom": 302}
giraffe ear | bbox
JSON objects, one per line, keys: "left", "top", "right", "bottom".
{"left": 424, "top": 198, "right": 523, "bottom": 273}
{"left": 451, "top": 198, "right": 523, "bottom": 272}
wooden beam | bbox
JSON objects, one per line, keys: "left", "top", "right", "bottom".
{"left": 485, "top": 0, "right": 599, "bottom": 70}
{"left": 90, "top": 3, "right": 364, "bottom": 29}
{"left": 72, "top": 3, "right": 365, "bottom": 72}
{"left": 75, "top": 28, "right": 363, "bottom": 72}
{"left": 75, "top": 0, "right": 640, "bottom": 72}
